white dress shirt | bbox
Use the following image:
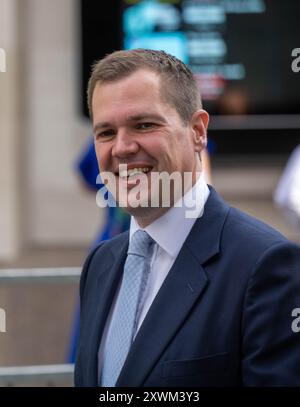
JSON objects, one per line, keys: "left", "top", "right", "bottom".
{"left": 98, "top": 173, "right": 210, "bottom": 378}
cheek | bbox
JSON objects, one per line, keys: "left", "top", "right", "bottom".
{"left": 145, "top": 137, "right": 177, "bottom": 169}
{"left": 94, "top": 143, "right": 111, "bottom": 170}
{"left": 140, "top": 138, "right": 164, "bottom": 160}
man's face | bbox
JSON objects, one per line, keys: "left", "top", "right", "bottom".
{"left": 92, "top": 69, "right": 208, "bottom": 226}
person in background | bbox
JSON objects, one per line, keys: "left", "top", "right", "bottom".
{"left": 76, "top": 140, "right": 131, "bottom": 244}
{"left": 274, "top": 144, "right": 300, "bottom": 233}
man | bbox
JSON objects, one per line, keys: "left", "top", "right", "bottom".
{"left": 75, "top": 49, "right": 300, "bottom": 387}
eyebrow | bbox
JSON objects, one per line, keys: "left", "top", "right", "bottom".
{"left": 93, "top": 114, "right": 166, "bottom": 133}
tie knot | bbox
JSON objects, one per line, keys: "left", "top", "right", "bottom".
{"left": 128, "top": 230, "right": 153, "bottom": 257}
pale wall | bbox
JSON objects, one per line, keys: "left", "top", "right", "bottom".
{"left": 23, "top": 0, "right": 102, "bottom": 247}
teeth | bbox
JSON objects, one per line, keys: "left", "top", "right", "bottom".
{"left": 119, "top": 167, "right": 151, "bottom": 178}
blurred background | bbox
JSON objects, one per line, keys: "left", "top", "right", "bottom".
{"left": 0, "top": 0, "right": 299, "bottom": 385}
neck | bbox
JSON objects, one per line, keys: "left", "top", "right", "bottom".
{"left": 134, "top": 168, "right": 203, "bottom": 228}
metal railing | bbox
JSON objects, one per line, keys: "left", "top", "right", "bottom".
{"left": 0, "top": 267, "right": 81, "bottom": 284}
{"left": 0, "top": 267, "right": 81, "bottom": 386}
{"left": 0, "top": 364, "right": 74, "bottom": 386}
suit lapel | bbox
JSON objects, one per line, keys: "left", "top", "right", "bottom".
{"left": 116, "top": 188, "right": 230, "bottom": 386}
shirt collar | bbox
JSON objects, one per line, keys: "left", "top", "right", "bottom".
{"left": 130, "top": 173, "right": 210, "bottom": 258}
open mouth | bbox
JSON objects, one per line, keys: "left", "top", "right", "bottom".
{"left": 118, "top": 166, "right": 153, "bottom": 181}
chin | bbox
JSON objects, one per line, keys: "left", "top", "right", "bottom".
{"left": 122, "top": 204, "right": 163, "bottom": 224}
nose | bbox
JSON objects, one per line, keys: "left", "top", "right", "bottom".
{"left": 111, "top": 128, "right": 139, "bottom": 158}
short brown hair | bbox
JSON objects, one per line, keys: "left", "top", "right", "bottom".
{"left": 87, "top": 49, "right": 202, "bottom": 124}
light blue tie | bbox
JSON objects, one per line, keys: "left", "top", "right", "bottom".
{"left": 100, "top": 230, "right": 154, "bottom": 387}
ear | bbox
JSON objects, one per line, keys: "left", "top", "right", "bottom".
{"left": 190, "top": 109, "right": 209, "bottom": 153}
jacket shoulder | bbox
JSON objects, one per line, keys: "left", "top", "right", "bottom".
{"left": 223, "top": 205, "right": 288, "bottom": 253}
{"left": 89, "top": 230, "right": 129, "bottom": 262}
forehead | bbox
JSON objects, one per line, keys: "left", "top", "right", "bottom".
{"left": 92, "top": 70, "right": 164, "bottom": 114}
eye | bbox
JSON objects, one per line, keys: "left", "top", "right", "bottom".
{"left": 136, "top": 122, "right": 157, "bottom": 130}
{"left": 95, "top": 129, "right": 115, "bottom": 140}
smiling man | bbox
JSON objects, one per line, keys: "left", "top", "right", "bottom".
{"left": 75, "top": 49, "right": 300, "bottom": 387}
{"left": 91, "top": 57, "right": 208, "bottom": 224}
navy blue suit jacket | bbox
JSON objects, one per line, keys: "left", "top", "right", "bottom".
{"left": 75, "top": 188, "right": 300, "bottom": 386}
